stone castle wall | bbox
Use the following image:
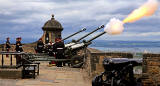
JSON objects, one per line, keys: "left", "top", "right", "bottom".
{"left": 142, "top": 54, "right": 160, "bottom": 86}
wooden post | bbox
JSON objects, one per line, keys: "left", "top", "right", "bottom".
{"left": 10, "top": 54, "right": 12, "bottom": 66}
{"left": 2, "top": 54, "right": 4, "bottom": 67}
{"left": 37, "top": 64, "right": 39, "bottom": 75}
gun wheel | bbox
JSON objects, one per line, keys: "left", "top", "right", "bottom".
{"left": 71, "top": 55, "right": 84, "bottom": 68}
{"left": 92, "top": 75, "right": 103, "bottom": 86}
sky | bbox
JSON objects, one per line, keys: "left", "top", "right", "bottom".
{"left": 0, "top": 0, "right": 160, "bottom": 43}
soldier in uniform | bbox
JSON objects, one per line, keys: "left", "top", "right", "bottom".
{"left": 53, "top": 38, "right": 65, "bottom": 67}
{"left": 48, "top": 42, "right": 56, "bottom": 66}
{"left": 15, "top": 37, "right": 23, "bottom": 52}
{"left": 36, "top": 38, "right": 44, "bottom": 53}
{"left": 5, "top": 37, "right": 11, "bottom": 57}
{"left": 48, "top": 42, "right": 54, "bottom": 56}
{"left": 15, "top": 37, "right": 23, "bottom": 65}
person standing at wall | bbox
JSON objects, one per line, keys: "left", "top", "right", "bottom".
{"left": 15, "top": 37, "right": 23, "bottom": 52}
{"left": 53, "top": 38, "right": 65, "bottom": 67}
{"left": 5, "top": 37, "right": 11, "bottom": 57}
{"left": 15, "top": 37, "right": 23, "bottom": 65}
{"left": 36, "top": 38, "right": 44, "bottom": 53}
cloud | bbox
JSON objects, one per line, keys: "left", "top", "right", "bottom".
{"left": 137, "top": 32, "right": 160, "bottom": 36}
{"left": 0, "top": 0, "right": 160, "bottom": 43}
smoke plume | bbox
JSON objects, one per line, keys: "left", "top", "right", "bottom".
{"left": 104, "top": 18, "right": 124, "bottom": 35}
{"left": 123, "top": 0, "right": 158, "bottom": 23}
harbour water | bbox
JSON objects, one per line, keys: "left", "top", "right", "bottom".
{"left": 90, "top": 40, "right": 160, "bottom": 54}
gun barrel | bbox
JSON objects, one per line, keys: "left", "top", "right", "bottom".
{"left": 65, "top": 42, "right": 76, "bottom": 47}
{"left": 70, "top": 43, "right": 85, "bottom": 50}
{"left": 70, "top": 31, "right": 106, "bottom": 50}
{"left": 103, "top": 58, "right": 142, "bottom": 71}
{"left": 62, "top": 27, "right": 86, "bottom": 41}
{"left": 87, "top": 31, "right": 106, "bottom": 42}
{"left": 76, "top": 25, "right": 104, "bottom": 42}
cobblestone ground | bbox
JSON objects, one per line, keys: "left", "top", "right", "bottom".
{"left": 0, "top": 62, "right": 91, "bottom": 86}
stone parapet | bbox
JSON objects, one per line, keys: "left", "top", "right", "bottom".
{"left": 84, "top": 48, "right": 133, "bottom": 78}
{"left": 142, "top": 54, "right": 160, "bottom": 86}
{"left": 0, "top": 68, "right": 22, "bottom": 79}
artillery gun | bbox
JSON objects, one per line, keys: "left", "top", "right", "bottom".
{"left": 65, "top": 25, "right": 104, "bottom": 48}
{"left": 65, "top": 31, "right": 106, "bottom": 67}
{"left": 92, "top": 58, "right": 142, "bottom": 86}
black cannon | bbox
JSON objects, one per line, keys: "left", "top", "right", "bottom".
{"left": 92, "top": 58, "right": 142, "bottom": 86}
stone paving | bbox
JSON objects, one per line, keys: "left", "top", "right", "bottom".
{"left": 0, "top": 62, "right": 91, "bottom": 86}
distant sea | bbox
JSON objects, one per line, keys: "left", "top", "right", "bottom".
{"left": 89, "top": 40, "right": 160, "bottom": 53}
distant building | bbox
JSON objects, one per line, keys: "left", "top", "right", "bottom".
{"left": 41, "top": 14, "right": 63, "bottom": 44}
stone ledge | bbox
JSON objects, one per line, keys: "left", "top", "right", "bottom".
{"left": 0, "top": 68, "right": 22, "bottom": 79}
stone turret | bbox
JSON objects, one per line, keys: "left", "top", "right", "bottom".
{"left": 42, "top": 14, "right": 63, "bottom": 44}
